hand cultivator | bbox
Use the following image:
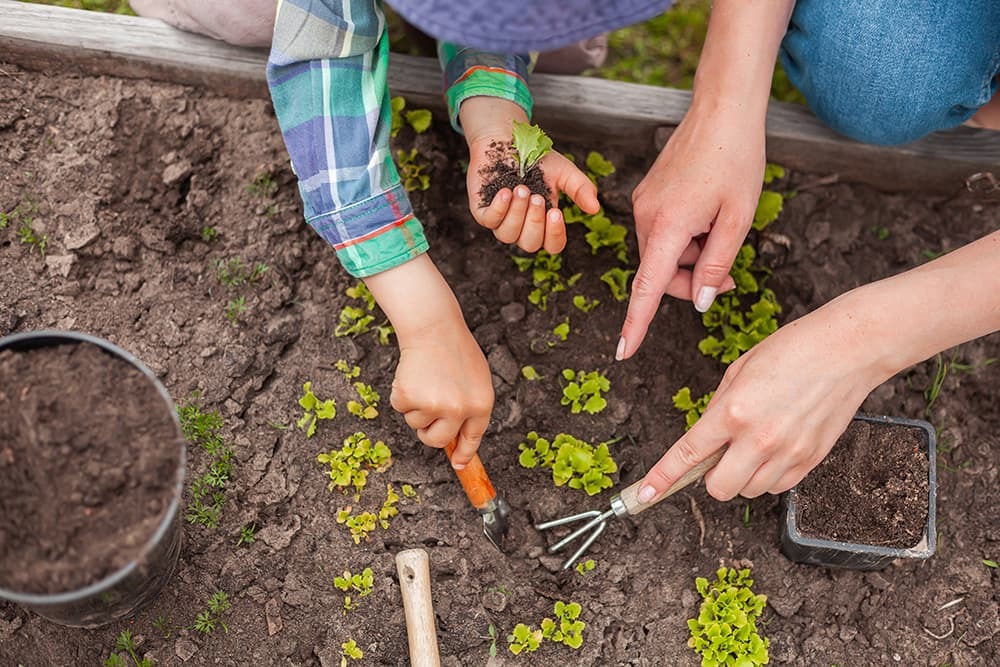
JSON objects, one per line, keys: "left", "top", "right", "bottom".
{"left": 535, "top": 450, "right": 725, "bottom": 569}
{"left": 445, "top": 441, "right": 511, "bottom": 552}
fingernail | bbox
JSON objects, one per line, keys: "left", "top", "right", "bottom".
{"left": 695, "top": 286, "right": 718, "bottom": 313}
{"left": 515, "top": 186, "right": 529, "bottom": 199}
{"left": 615, "top": 336, "right": 627, "bottom": 361}
{"left": 452, "top": 462, "right": 466, "bottom": 471}
{"left": 530, "top": 194, "right": 545, "bottom": 206}
{"left": 498, "top": 190, "right": 510, "bottom": 203}
{"left": 637, "top": 484, "right": 656, "bottom": 503}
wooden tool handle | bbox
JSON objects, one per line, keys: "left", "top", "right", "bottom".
{"left": 396, "top": 549, "right": 441, "bottom": 667}
{"left": 617, "top": 448, "right": 726, "bottom": 516}
{"left": 444, "top": 440, "right": 496, "bottom": 510}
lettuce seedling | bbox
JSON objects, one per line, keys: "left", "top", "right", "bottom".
{"left": 390, "top": 96, "right": 432, "bottom": 137}
{"left": 585, "top": 151, "right": 616, "bottom": 182}
{"left": 572, "top": 295, "right": 600, "bottom": 312}
{"left": 600, "top": 267, "right": 634, "bottom": 301}
{"left": 317, "top": 431, "right": 392, "bottom": 498}
{"left": 336, "top": 281, "right": 393, "bottom": 343}
{"left": 193, "top": 591, "right": 231, "bottom": 635}
{"left": 511, "top": 250, "right": 573, "bottom": 310}
{"left": 698, "top": 290, "right": 781, "bottom": 364}
{"left": 298, "top": 381, "right": 337, "bottom": 438}
{"left": 511, "top": 121, "right": 553, "bottom": 178}
{"left": 401, "top": 483, "right": 419, "bottom": 500}
{"left": 334, "top": 567, "right": 374, "bottom": 611}
{"left": 561, "top": 204, "right": 628, "bottom": 261}
{"left": 104, "top": 630, "right": 152, "bottom": 667}
{"left": 341, "top": 638, "right": 364, "bottom": 664}
{"left": 540, "top": 601, "right": 586, "bottom": 649}
{"left": 574, "top": 559, "right": 596, "bottom": 576}
{"left": 379, "top": 483, "right": 400, "bottom": 528}
{"left": 688, "top": 568, "right": 769, "bottom": 667}
{"left": 507, "top": 623, "right": 543, "bottom": 655}
{"left": 521, "top": 365, "right": 542, "bottom": 381}
{"left": 335, "top": 359, "right": 361, "bottom": 379}
{"left": 336, "top": 508, "right": 378, "bottom": 544}
{"left": 763, "top": 163, "right": 785, "bottom": 184}
{"left": 752, "top": 190, "right": 784, "bottom": 232}
{"left": 673, "top": 387, "right": 715, "bottom": 430}
{"left": 553, "top": 317, "right": 571, "bottom": 343}
{"left": 561, "top": 369, "right": 610, "bottom": 415}
{"left": 396, "top": 147, "right": 431, "bottom": 192}
{"left": 348, "top": 382, "right": 380, "bottom": 420}
{"left": 518, "top": 432, "right": 618, "bottom": 496}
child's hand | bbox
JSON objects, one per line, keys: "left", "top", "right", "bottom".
{"left": 460, "top": 98, "right": 600, "bottom": 254}
{"left": 364, "top": 255, "right": 494, "bottom": 469}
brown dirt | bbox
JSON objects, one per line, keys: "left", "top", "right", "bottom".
{"left": 0, "top": 63, "right": 998, "bottom": 666}
{"left": 0, "top": 342, "right": 182, "bottom": 594}
{"left": 796, "top": 420, "right": 929, "bottom": 547}
{"left": 478, "top": 140, "right": 552, "bottom": 208}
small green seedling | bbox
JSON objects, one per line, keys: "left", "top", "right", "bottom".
{"left": 348, "top": 382, "right": 380, "bottom": 420}
{"left": 0, "top": 198, "right": 36, "bottom": 231}
{"left": 563, "top": 204, "right": 628, "bottom": 262}
{"left": 336, "top": 281, "right": 393, "bottom": 343}
{"left": 104, "top": 630, "right": 153, "bottom": 667}
{"left": 298, "top": 381, "right": 337, "bottom": 438}
{"left": 397, "top": 147, "right": 431, "bottom": 192}
{"left": 560, "top": 369, "right": 610, "bottom": 415}
{"left": 200, "top": 226, "right": 220, "bottom": 242}
{"left": 574, "top": 559, "right": 596, "bottom": 576}
{"left": 336, "top": 508, "right": 378, "bottom": 544}
{"left": 600, "top": 267, "right": 634, "bottom": 302}
{"left": 379, "top": 483, "right": 400, "bottom": 528}
{"left": 317, "top": 431, "right": 392, "bottom": 497}
{"left": 572, "top": 295, "right": 600, "bottom": 312}
{"left": 585, "top": 151, "right": 616, "bottom": 183}
{"left": 236, "top": 523, "right": 256, "bottom": 547}
{"left": 225, "top": 296, "right": 246, "bottom": 324}
{"left": 334, "top": 567, "right": 374, "bottom": 611}
{"left": 390, "top": 96, "right": 432, "bottom": 137}
{"left": 763, "top": 163, "right": 785, "bottom": 184}
{"left": 507, "top": 623, "right": 543, "bottom": 655}
{"left": 518, "top": 431, "right": 618, "bottom": 496}
{"left": 482, "top": 623, "right": 499, "bottom": 657}
{"left": 688, "top": 568, "right": 769, "bottom": 667}
{"left": 246, "top": 173, "right": 278, "bottom": 198}
{"left": 401, "top": 483, "right": 419, "bottom": 500}
{"left": 541, "top": 601, "right": 586, "bottom": 649}
{"left": 752, "top": 190, "right": 784, "bottom": 232}
{"left": 743, "top": 504, "right": 751, "bottom": 526}
{"left": 871, "top": 225, "right": 890, "bottom": 240}
{"left": 511, "top": 250, "right": 577, "bottom": 311}
{"left": 214, "top": 257, "right": 269, "bottom": 287}
{"left": 193, "top": 591, "right": 231, "bottom": 635}
{"left": 984, "top": 559, "right": 998, "bottom": 568}
{"left": 673, "top": 387, "right": 714, "bottom": 430}
{"left": 178, "top": 398, "right": 233, "bottom": 529}
{"left": 16, "top": 218, "right": 48, "bottom": 256}
{"left": 341, "top": 638, "right": 364, "bottom": 665}
{"left": 552, "top": 317, "right": 571, "bottom": 343}
{"left": 521, "top": 366, "right": 542, "bottom": 381}
{"left": 511, "top": 121, "right": 553, "bottom": 178}
{"left": 335, "top": 359, "right": 361, "bottom": 379}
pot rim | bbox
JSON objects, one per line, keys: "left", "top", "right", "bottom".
{"left": 0, "top": 329, "right": 187, "bottom": 604}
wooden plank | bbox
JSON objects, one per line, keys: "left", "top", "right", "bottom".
{"left": 2, "top": 0, "right": 998, "bottom": 192}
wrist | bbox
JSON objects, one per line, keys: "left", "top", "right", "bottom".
{"left": 459, "top": 97, "right": 528, "bottom": 148}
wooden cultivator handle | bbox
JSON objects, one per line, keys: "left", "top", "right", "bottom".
{"left": 616, "top": 449, "right": 726, "bottom": 516}
{"left": 396, "top": 548, "right": 441, "bottom": 667}
{"left": 444, "top": 440, "right": 497, "bottom": 510}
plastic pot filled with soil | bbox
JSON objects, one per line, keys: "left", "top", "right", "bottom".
{"left": 0, "top": 330, "right": 186, "bottom": 627}
{"left": 781, "top": 414, "right": 937, "bottom": 570}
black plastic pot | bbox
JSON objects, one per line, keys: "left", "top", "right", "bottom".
{"left": 781, "top": 413, "right": 937, "bottom": 571}
{"left": 0, "top": 330, "right": 186, "bottom": 627}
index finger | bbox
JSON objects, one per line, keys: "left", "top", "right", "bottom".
{"left": 636, "top": 417, "right": 729, "bottom": 504}
{"left": 449, "top": 413, "right": 489, "bottom": 469}
{"left": 618, "top": 228, "right": 690, "bottom": 359}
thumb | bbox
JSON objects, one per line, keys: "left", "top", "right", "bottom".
{"left": 450, "top": 415, "right": 488, "bottom": 469}
{"left": 551, "top": 153, "right": 599, "bottom": 213}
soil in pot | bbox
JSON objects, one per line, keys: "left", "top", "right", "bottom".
{"left": 0, "top": 342, "right": 182, "bottom": 595}
{"left": 795, "top": 420, "right": 929, "bottom": 547}
{"left": 478, "top": 140, "right": 552, "bottom": 207}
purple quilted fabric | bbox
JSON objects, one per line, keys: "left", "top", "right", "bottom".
{"left": 389, "top": 0, "right": 672, "bottom": 53}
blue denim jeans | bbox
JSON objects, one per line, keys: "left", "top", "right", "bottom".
{"left": 780, "top": 0, "right": 1000, "bottom": 145}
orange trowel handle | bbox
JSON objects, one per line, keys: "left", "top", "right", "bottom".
{"left": 444, "top": 440, "right": 497, "bottom": 510}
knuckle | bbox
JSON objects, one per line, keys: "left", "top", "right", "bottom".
{"left": 722, "top": 401, "right": 749, "bottom": 428}
{"left": 704, "top": 475, "right": 733, "bottom": 501}
{"left": 697, "top": 261, "right": 735, "bottom": 284}
{"left": 749, "top": 430, "right": 777, "bottom": 457}
{"left": 672, "top": 437, "right": 702, "bottom": 469}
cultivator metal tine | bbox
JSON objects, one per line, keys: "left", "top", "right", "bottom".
{"left": 534, "top": 508, "right": 615, "bottom": 570}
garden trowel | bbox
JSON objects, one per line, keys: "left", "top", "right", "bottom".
{"left": 444, "top": 440, "right": 510, "bottom": 552}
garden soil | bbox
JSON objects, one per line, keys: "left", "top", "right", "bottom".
{"left": 0, "top": 64, "right": 997, "bottom": 666}
{"left": 478, "top": 141, "right": 552, "bottom": 209}
{"left": 796, "top": 420, "right": 929, "bottom": 548}
{"left": 0, "top": 342, "right": 182, "bottom": 594}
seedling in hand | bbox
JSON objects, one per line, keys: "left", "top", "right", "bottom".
{"left": 511, "top": 121, "right": 553, "bottom": 179}
{"left": 298, "top": 381, "right": 337, "bottom": 438}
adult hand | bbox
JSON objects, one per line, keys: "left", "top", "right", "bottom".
{"left": 635, "top": 297, "right": 884, "bottom": 503}
{"left": 460, "top": 97, "right": 599, "bottom": 254}
{"left": 617, "top": 104, "right": 763, "bottom": 360}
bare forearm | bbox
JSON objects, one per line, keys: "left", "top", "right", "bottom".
{"left": 363, "top": 254, "right": 465, "bottom": 344}
{"left": 825, "top": 231, "right": 1000, "bottom": 381}
{"left": 692, "top": 0, "right": 796, "bottom": 116}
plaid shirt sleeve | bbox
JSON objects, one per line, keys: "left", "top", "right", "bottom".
{"left": 438, "top": 42, "right": 535, "bottom": 133}
{"left": 266, "top": 0, "right": 427, "bottom": 278}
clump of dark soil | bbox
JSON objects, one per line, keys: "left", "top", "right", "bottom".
{"left": 0, "top": 343, "right": 182, "bottom": 594}
{"left": 796, "top": 420, "right": 929, "bottom": 547}
{"left": 478, "top": 140, "right": 552, "bottom": 208}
